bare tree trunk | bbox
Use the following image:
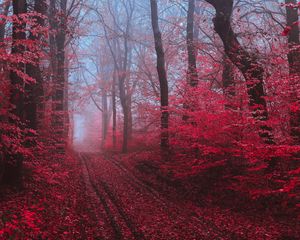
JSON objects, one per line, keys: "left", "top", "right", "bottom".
{"left": 183, "top": 0, "right": 198, "bottom": 121}
{"left": 0, "top": 1, "right": 10, "bottom": 184}
{"left": 47, "top": 0, "right": 57, "bottom": 147}
{"left": 0, "top": 1, "right": 10, "bottom": 117}
{"left": 119, "top": 13, "right": 132, "bottom": 153}
{"left": 119, "top": 74, "right": 129, "bottom": 153}
{"left": 112, "top": 70, "right": 117, "bottom": 150}
{"left": 285, "top": 0, "right": 300, "bottom": 145}
{"left": 186, "top": 0, "right": 198, "bottom": 87}
{"left": 222, "top": 55, "right": 236, "bottom": 110}
{"left": 98, "top": 1, "right": 135, "bottom": 153}
{"left": 0, "top": 0, "right": 10, "bottom": 42}
{"left": 50, "top": 0, "right": 68, "bottom": 153}
{"left": 127, "top": 94, "right": 133, "bottom": 140}
{"left": 25, "top": 0, "right": 46, "bottom": 131}
{"left": 204, "top": 0, "right": 273, "bottom": 144}
{"left": 102, "top": 83, "right": 108, "bottom": 148}
{"left": 150, "top": 0, "right": 169, "bottom": 153}
{"left": 101, "top": 28, "right": 117, "bottom": 150}
{"left": 3, "top": 0, "right": 27, "bottom": 188}
{"left": 49, "top": 0, "right": 57, "bottom": 78}
{"left": 64, "top": 48, "right": 70, "bottom": 143}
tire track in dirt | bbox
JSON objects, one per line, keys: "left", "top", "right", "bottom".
{"left": 99, "top": 180, "right": 145, "bottom": 240}
{"left": 80, "top": 153, "right": 123, "bottom": 239}
{"left": 80, "top": 152, "right": 290, "bottom": 239}
{"left": 80, "top": 153, "right": 145, "bottom": 240}
{"left": 106, "top": 155, "right": 164, "bottom": 204}
{"left": 102, "top": 154, "right": 247, "bottom": 240}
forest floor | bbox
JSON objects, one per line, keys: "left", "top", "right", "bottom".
{"left": 0, "top": 152, "right": 299, "bottom": 239}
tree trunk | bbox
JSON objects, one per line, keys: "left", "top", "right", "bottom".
{"left": 183, "top": 0, "right": 199, "bottom": 121}
{"left": 3, "top": 0, "right": 27, "bottom": 188}
{"left": 122, "top": 105, "right": 129, "bottom": 153}
{"left": 204, "top": 0, "right": 273, "bottom": 144}
{"left": 102, "top": 84, "right": 108, "bottom": 148}
{"left": 0, "top": 0, "right": 10, "bottom": 116}
{"left": 127, "top": 94, "right": 133, "bottom": 140}
{"left": 51, "top": 0, "right": 68, "bottom": 154}
{"left": 25, "top": 0, "right": 46, "bottom": 131}
{"left": 118, "top": 25, "right": 132, "bottom": 153}
{"left": 0, "top": 0, "right": 10, "bottom": 185}
{"left": 119, "top": 74, "right": 129, "bottom": 153}
{"left": 186, "top": 0, "right": 198, "bottom": 87}
{"left": 64, "top": 47, "right": 70, "bottom": 143}
{"left": 222, "top": 55, "right": 236, "bottom": 110}
{"left": 99, "top": 1, "right": 134, "bottom": 153}
{"left": 112, "top": 70, "right": 117, "bottom": 150}
{"left": 285, "top": 0, "right": 300, "bottom": 145}
{"left": 49, "top": 0, "right": 57, "bottom": 78}
{"left": 150, "top": 0, "right": 169, "bottom": 153}
{"left": 0, "top": 1, "right": 10, "bottom": 42}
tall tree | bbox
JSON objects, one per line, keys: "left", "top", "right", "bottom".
{"left": 50, "top": 0, "right": 68, "bottom": 153}
{"left": 204, "top": 0, "right": 273, "bottom": 144}
{"left": 4, "top": 0, "right": 27, "bottom": 187}
{"left": 150, "top": 0, "right": 169, "bottom": 153}
{"left": 222, "top": 55, "right": 235, "bottom": 110}
{"left": 285, "top": 0, "right": 300, "bottom": 145}
{"left": 112, "top": 68, "right": 117, "bottom": 149}
{"left": 24, "top": 0, "right": 47, "bottom": 131}
{"left": 0, "top": 0, "right": 10, "bottom": 184}
{"left": 0, "top": 0, "right": 10, "bottom": 42}
{"left": 99, "top": 48, "right": 109, "bottom": 148}
{"left": 96, "top": 0, "right": 135, "bottom": 153}
{"left": 0, "top": 0, "right": 10, "bottom": 111}
{"left": 186, "top": 0, "right": 198, "bottom": 87}
{"left": 116, "top": 0, "right": 134, "bottom": 153}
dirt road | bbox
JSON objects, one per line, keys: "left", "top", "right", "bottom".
{"left": 79, "top": 153, "right": 296, "bottom": 240}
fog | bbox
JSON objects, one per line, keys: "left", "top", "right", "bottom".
{"left": 67, "top": 0, "right": 287, "bottom": 153}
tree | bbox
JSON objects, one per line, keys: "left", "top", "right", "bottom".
{"left": 203, "top": 0, "right": 274, "bottom": 144}
{"left": 186, "top": 0, "right": 198, "bottom": 87}
{"left": 0, "top": 0, "right": 11, "bottom": 114}
{"left": 222, "top": 55, "right": 235, "bottom": 110}
{"left": 150, "top": 0, "right": 169, "bottom": 153}
{"left": 112, "top": 69, "right": 117, "bottom": 149}
{"left": 285, "top": 0, "right": 300, "bottom": 145}
{"left": 50, "top": 0, "right": 68, "bottom": 153}
{"left": 0, "top": 0, "right": 10, "bottom": 42}
{"left": 95, "top": 0, "right": 136, "bottom": 153}
{"left": 24, "top": 0, "right": 47, "bottom": 131}
{"left": 3, "top": 0, "right": 27, "bottom": 187}
{"left": 0, "top": 0, "right": 10, "bottom": 185}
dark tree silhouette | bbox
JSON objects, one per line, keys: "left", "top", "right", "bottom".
{"left": 25, "top": 0, "right": 47, "bottom": 131}
{"left": 4, "top": 0, "right": 27, "bottom": 187}
{"left": 204, "top": 0, "right": 274, "bottom": 144}
{"left": 150, "top": 0, "right": 169, "bottom": 153}
{"left": 186, "top": 0, "right": 198, "bottom": 87}
{"left": 285, "top": 0, "right": 300, "bottom": 145}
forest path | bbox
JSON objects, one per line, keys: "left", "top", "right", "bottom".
{"left": 78, "top": 152, "right": 285, "bottom": 240}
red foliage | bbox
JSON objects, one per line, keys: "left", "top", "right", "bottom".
{"left": 0, "top": 12, "right": 48, "bottom": 158}
{"left": 0, "top": 152, "right": 101, "bottom": 239}
{"left": 282, "top": 26, "right": 292, "bottom": 36}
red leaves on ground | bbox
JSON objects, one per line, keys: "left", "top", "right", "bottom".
{"left": 0, "top": 153, "right": 100, "bottom": 239}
